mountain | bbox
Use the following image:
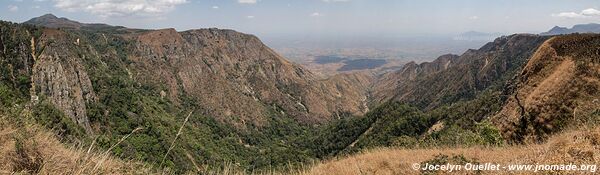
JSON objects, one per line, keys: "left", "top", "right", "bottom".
{"left": 2, "top": 14, "right": 600, "bottom": 174}
{"left": 371, "top": 54, "right": 459, "bottom": 105}
{"left": 542, "top": 26, "right": 569, "bottom": 35}
{"left": 127, "top": 28, "right": 371, "bottom": 126}
{"left": 374, "top": 34, "right": 550, "bottom": 109}
{"left": 20, "top": 14, "right": 370, "bottom": 129}
{"left": 311, "top": 34, "right": 551, "bottom": 155}
{"left": 24, "top": 14, "right": 83, "bottom": 29}
{"left": 541, "top": 23, "right": 600, "bottom": 35}
{"left": 1, "top": 14, "right": 372, "bottom": 171}
{"left": 24, "top": 14, "right": 136, "bottom": 33}
{"left": 308, "top": 33, "right": 599, "bottom": 158}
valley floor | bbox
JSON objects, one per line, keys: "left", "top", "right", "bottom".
{"left": 303, "top": 127, "right": 600, "bottom": 175}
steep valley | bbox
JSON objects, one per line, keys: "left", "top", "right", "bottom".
{"left": 1, "top": 14, "right": 599, "bottom": 174}
{"left": 1, "top": 15, "right": 372, "bottom": 172}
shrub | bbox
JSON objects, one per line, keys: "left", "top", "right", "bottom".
{"left": 476, "top": 122, "right": 504, "bottom": 146}
{"left": 31, "top": 100, "right": 85, "bottom": 140}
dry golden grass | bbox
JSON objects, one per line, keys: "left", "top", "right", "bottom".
{"left": 302, "top": 127, "right": 600, "bottom": 175}
{"left": 3, "top": 118, "right": 599, "bottom": 175}
{"left": 0, "top": 115, "right": 153, "bottom": 174}
{"left": 3, "top": 109, "right": 599, "bottom": 175}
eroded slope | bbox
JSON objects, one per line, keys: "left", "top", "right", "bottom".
{"left": 493, "top": 34, "right": 600, "bottom": 142}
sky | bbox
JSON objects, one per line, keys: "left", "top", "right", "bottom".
{"left": 1, "top": 0, "right": 600, "bottom": 38}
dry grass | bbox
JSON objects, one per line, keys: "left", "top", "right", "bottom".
{"left": 2, "top": 109, "right": 599, "bottom": 174}
{"left": 3, "top": 110, "right": 599, "bottom": 175}
{"left": 3, "top": 118, "right": 598, "bottom": 175}
{"left": 302, "top": 127, "right": 600, "bottom": 175}
{"left": 0, "top": 115, "right": 153, "bottom": 174}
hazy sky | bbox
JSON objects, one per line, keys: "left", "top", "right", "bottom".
{"left": 1, "top": 0, "right": 600, "bottom": 37}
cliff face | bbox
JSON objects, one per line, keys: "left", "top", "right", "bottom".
{"left": 374, "top": 34, "right": 549, "bottom": 109}
{"left": 21, "top": 15, "right": 370, "bottom": 129}
{"left": 125, "top": 28, "right": 371, "bottom": 127}
{"left": 493, "top": 34, "right": 600, "bottom": 142}
{"left": 32, "top": 30, "right": 98, "bottom": 133}
{"left": 0, "top": 24, "right": 98, "bottom": 134}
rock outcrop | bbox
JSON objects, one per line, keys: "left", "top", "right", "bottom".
{"left": 31, "top": 28, "right": 97, "bottom": 133}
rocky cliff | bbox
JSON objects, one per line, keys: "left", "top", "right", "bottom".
{"left": 22, "top": 15, "right": 371, "bottom": 129}
{"left": 127, "top": 28, "right": 371, "bottom": 127}
{"left": 31, "top": 28, "right": 97, "bottom": 133}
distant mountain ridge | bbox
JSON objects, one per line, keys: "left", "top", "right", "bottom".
{"left": 541, "top": 23, "right": 600, "bottom": 35}
{"left": 453, "top": 31, "right": 503, "bottom": 41}
{"left": 24, "top": 14, "right": 134, "bottom": 32}
{"left": 25, "top": 14, "right": 111, "bottom": 29}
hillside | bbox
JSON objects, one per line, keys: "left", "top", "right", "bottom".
{"left": 303, "top": 34, "right": 600, "bottom": 175}
{"left": 0, "top": 113, "right": 152, "bottom": 174}
{"left": 1, "top": 14, "right": 599, "bottom": 174}
{"left": 0, "top": 15, "right": 371, "bottom": 172}
{"left": 22, "top": 14, "right": 369, "bottom": 128}
{"left": 304, "top": 126, "right": 600, "bottom": 175}
{"left": 373, "top": 34, "right": 550, "bottom": 109}
{"left": 371, "top": 54, "right": 458, "bottom": 105}
{"left": 309, "top": 34, "right": 599, "bottom": 158}
{"left": 493, "top": 34, "right": 600, "bottom": 142}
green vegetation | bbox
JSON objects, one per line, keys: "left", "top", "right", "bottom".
{"left": 0, "top": 20, "right": 509, "bottom": 172}
{"left": 32, "top": 99, "right": 86, "bottom": 140}
{"left": 0, "top": 21, "right": 39, "bottom": 110}
{"left": 305, "top": 89, "right": 508, "bottom": 159}
{"left": 1, "top": 21, "right": 318, "bottom": 173}
{"left": 3, "top": 20, "right": 594, "bottom": 174}
{"left": 0, "top": 20, "right": 510, "bottom": 173}
{"left": 67, "top": 28, "right": 320, "bottom": 173}
{"left": 351, "top": 103, "right": 435, "bottom": 149}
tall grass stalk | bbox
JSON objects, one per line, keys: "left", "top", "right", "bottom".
{"left": 92, "top": 127, "right": 143, "bottom": 172}
{"left": 160, "top": 111, "right": 193, "bottom": 169}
